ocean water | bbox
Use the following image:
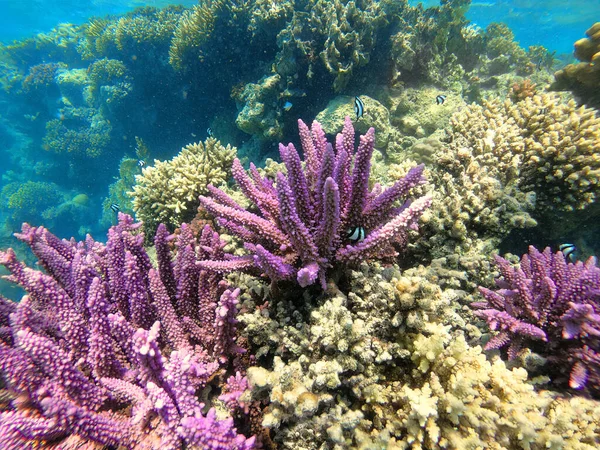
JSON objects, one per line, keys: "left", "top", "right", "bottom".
{"left": 0, "top": 0, "right": 599, "bottom": 448}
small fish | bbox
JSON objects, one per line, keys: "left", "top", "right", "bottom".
{"left": 138, "top": 160, "right": 145, "bottom": 168}
{"left": 110, "top": 203, "right": 120, "bottom": 213}
{"left": 346, "top": 226, "right": 366, "bottom": 243}
{"left": 207, "top": 127, "right": 213, "bottom": 138}
{"left": 559, "top": 243, "right": 577, "bottom": 262}
{"left": 354, "top": 96, "right": 364, "bottom": 120}
{"left": 283, "top": 101, "right": 293, "bottom": 112}
{"left": 191, "top": 132, "right": 197, "bottom": 138}
{"left": 436, "top": 95, "right": 447, "bottom": 105}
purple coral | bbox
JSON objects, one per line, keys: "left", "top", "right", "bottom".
{"left": 0, "top": 215, "right": 255, "bottom": 449}
{"left": 199, "top": 117, "right": 431, "bottom": 288}
{"left": 473, "top": 245, "right": 600, "bottom": 396}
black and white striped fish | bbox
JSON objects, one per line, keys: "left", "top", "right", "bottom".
{"left": 207, "top": 127, "right": 214, "bottom": 138}
{"left": 436, "top": 95, "right": 446, "bottom": 105}
{"left": 110, "top": 203, "right": 120, "bottom": 213}
{"left": 346, "top": 226, "right": 366, "bottom": 243}
{"left": 354, "top": 96, "right": 364, "bottom": 120}
{"left": 138, "top": 160, "right": 146, "bottom": 168}
{"left": 559, "top": 243, "right": 576, "bottom": 262}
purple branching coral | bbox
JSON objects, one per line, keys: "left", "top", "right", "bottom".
{"left": 472, "top": 245, "right": 600, "bottom": 396}
{"left": 0, "top": 214, "right": 255, "bottom": 449}
{"left": 198, "top": 117, "right": 431, "bottom": 288}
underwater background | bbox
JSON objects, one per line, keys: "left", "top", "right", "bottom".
{"left": 0, "top": 0, "right": 600, "bottom": 448}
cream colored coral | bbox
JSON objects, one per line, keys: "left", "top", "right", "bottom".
{"left": 240, "top": 261, "right": 600, "bottom": 449}
{"left": 130, "top": 137, "right": 235, "bottom": 234}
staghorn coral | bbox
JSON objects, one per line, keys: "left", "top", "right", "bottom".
{"left": 0, "top": 215, "right": 255, "bottom": 449}
{"left": 197, "top": 118, "right": 430, "bottom": 289}
{"left": 473, "top": 246, "right": 600, "bottom": 396}
{"left": 130, "top": 137, "right": 236, "bottom": 236}
{"left": 240, "top": 259, "right": 600, "bottom": 449}
{"left": 552, "top": 23, "right": 600, "bottom": 108}
{"left": 508, "top": 78, "right": 538, "bottom": 103}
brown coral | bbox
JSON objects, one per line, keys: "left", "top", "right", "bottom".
{"left": 552, "top": 22, "right": 600, "bottom": 108}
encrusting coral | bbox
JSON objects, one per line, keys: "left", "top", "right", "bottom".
{"left": 552, "top": 22, "right": 600, "bottom": 108}
{"left": 473, "top": 246, "right": 600, "bottom": 397}
{"left": 197, "top": 117, "right": 430, "bottom": 289}
{"left": 130, "top": 137, "right": 236, "bottom": 236}
{"left": 0, "top": 214, "right": 256, "bottom": 449}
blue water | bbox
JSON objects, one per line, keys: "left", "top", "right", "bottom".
{"left": 3, "top": 1, "right": 598, "bottom": 54}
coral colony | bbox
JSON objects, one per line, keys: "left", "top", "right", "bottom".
{"left": 473, "top": 246, "right": 600, "bottom": 394}
{"left": 0, "top": 215, "right": 255, "bottom": 449}
{"left": 198, "top": 117, "right": 431, "bottom": 289}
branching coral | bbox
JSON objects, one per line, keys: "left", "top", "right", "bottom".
{"left": 197, "top": 117, "right": 430, "bottom": 288}
{"left": 240, "top": 260, "right": 600, "bottom": 449}
{"left": 415, "top": 92, "right": 600, "bottom": 266}
{"left": 42, "top": 106, "right": 112, "bottom": 159}
{"left": 81, "top": 6, "right": 184, "bottom": 60}
{"left": 473, "top": 246, "right": 600, "bottom": 396}
{"left": 1, "top": 181, "right": 64, "bottom": 225}
{"left": 168, "top": 0, "right": 227, "bottom": 71}
{"left": 0, "top": 215, "right": 255, "bottom": 448}
{"left": 552, "top": 22, "right": 600, "bottom": 108}
{"left": 130, "top": 137, "right": 236, "bottom": 235}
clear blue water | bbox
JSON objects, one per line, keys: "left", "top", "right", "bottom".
{"left": 3, "top": 1, "right": 599, "bottom": 54}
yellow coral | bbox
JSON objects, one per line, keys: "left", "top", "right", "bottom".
{"left": 130, "top": 137, "right": 236, "bottom": 234}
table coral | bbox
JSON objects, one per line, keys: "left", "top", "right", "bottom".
{"left": 0, "top": 215, "right": 255, "bottom": 449}
{"left": 552, "top": 22, "right": 600, "bottom": 108}
{"left": 130, "top": 137, "right": 236, "bottom": 236}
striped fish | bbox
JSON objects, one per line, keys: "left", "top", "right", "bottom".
{"left": 354, "top": 96, "right": 364, "bottom": 120}
{"left": 346, "top": 226, "right": 366, "bottom": 243}
{"left": 559, "top": 243, "right": 576, "bottom": 262}
{"left": 436, "top": 95, "right": 446, "bottom": 105}
{"left": 138, "top": 160, "right": 145, "bottom": 168}
{"left": 207, "top": 127, "right": 214, "bottom": 137}
{"left": 110, "top": 203, "right": 120, "bottom": 213}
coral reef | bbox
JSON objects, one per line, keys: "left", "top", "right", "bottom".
{"left": 240, "top": 261, "right": 600, "bottom": 449}
{"left": 198, "top": 118, "right": 430, "bottom": 288}
{"left": 552, "top": 23, "right": 600, "bottom": 108}
{"left": 42, "top": 106, "right": 112, "bottom": 159}
{"left": 0, "top": 215, "right": 256, "bottom": 448}
{"left": 130, "top": 137, "right": 236, "bottom": 235}
{"left": 412, "top": 92, "right": 600, "bottom": 267}
{"left": 1, "top": 181, "right": 64, "bottom": 225}
{"left": 473, "top": 246, "right": 600, "bottom": 396}
{"left": 315, "top": 95, "right": 392, "bottom": 148}
{"left": 234, "top": 74, "right": 285, "bottom": 141}
{"left": 81, "top": 6, "right": 184, "bottom": 60}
